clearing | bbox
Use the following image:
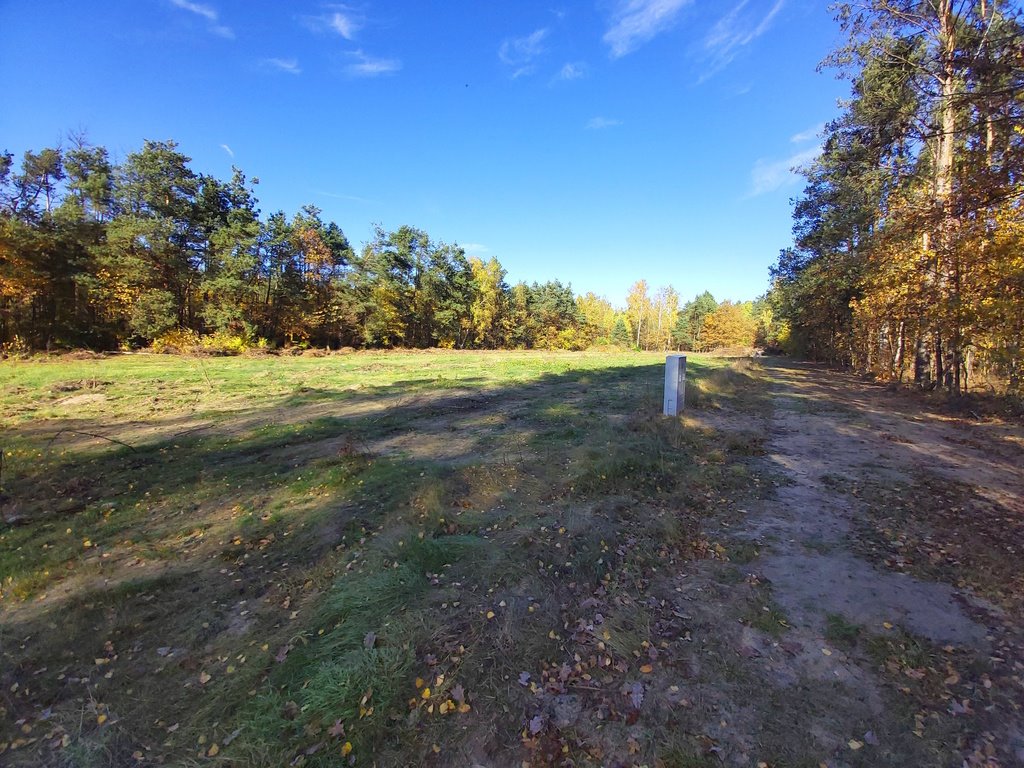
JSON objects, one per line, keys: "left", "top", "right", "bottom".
{"left": 0, "top": 351, "right": 1021, "bottom": 767}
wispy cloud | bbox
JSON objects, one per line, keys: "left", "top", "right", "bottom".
{"left": 460, "top": 243, "right": 489, "bottom": 253}
{"left": 301, "top": 5, "right": 362, "bottom": 40}
{"left": 557, "top": 62, "right": 586, "bottom": 81}
{"left": 586, "top": 117, "right": 622, "bottom": 130}
{"left": 603, "top": 0, "right": 693, "bottom": 59}
{"left": 790, "top": 123, "right": 823, "bottom": 143}
{"left": 169, "top": 0, "right": 234, "bottom": 39}
{"left": 749, "top": 146, "right": 818, "bottom": 196}
{"left": 499, "top": 29, "right": 549, "bottom": 77}
{"left": 345, "top": 49, "right": 401, "bottom": 77}
{"left": 170, "top": 0, "right": 216, "bottom": 21}
{"left": 328, "top": 10, "right": 359, "bottom": 39}
{"left": 700, "top": 0, "right": 784, "bottom": 81}
{"left": 263, "top": 57, "right": 302, "bottom": 75}
{"left": 219, "top": 143, "right": 234, "bottom": 158}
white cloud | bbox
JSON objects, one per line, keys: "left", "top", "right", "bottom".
{"left": 749, "top": 146, "right": 818, "bottom": 196}
{"left": 169, "top": 0, "right": 234, "bottom": 38}
{"left": 460, "top": 243, "right": 489, "bottom": 253}
{"left": 499, "top": 28, "right": 549, "bottom": 68}
{"left": 328, "top": 10, "right": 359, "bottom": 39}
{"left": 169, "top": 0, "right": 217, "bottom": 22}
{"left": 699, "top": 0, "right": 784, "bottom": 81}
{"left": 346, "top": 50, "right": 401, "bottom": 77}
{"left": 219, "top": 143, "right": 234, "bottom": 158}
{"left": 603, "top": 0, "right": 693, "bottom": 59}
{"left": 790, "top": 123, "right": 824, "bottom": 143}
{"left": 301, "top": 6, "right": 362, "bottom": 39}
{"left": 264, "top": 57, "right": 302, "bottom": 75}
{"left": 557, "top": 62, "right": 586, "bottom": 81}
{"left": 586, "top": 117, "right": 622, "bottom": 130}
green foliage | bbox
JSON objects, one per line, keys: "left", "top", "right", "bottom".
{"left": 0, "top": 136, "right": 734, "bottom": 355}
{"left": 130, "top": 289, "right": 179, "bottom": 339}
{"left": 775, "top": 2, "right": 1024, "bottom": 392}
{"left": 611, "top": 316, "right": 632, "bottom": 347}
{"left": 676, "top": 291, "right": 717, "bottom": 351}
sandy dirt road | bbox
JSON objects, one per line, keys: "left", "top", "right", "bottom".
{"left": 706, "top": 360, "right": 1024, "bottom": 766}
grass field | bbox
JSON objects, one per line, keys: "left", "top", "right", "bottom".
{"left": 1, "top": 350, "right": 770, "bottom": 767}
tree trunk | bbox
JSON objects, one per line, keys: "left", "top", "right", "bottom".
{"left": 936, "top": 0, "right": 959, "bottom": 394}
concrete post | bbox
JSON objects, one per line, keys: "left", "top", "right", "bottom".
{"left": 663, "top": 355, "right": 686, "bottom": 416}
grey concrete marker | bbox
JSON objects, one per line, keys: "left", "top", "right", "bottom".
{"left": 663, "top": 354, "right": 686, "bottom": 416}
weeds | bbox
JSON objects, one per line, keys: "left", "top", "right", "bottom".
{"left": 825, "top": 613, "right": 862, "bottom": 648}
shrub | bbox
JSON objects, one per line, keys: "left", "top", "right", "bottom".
{"left": 0, "top": 335, "right": 31, "bottom": 358}
{"left": 151, "top": 328, "right": 200, "bottom": 354}
{"left": 199, "top": 330, "right": 267, "bottom": 356}
{"left": 151, "top": 329, "right": 268, "bottom": 355}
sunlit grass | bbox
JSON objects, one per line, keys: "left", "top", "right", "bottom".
{"left": 0, "top": 349, "right": 769, "bottom": 767}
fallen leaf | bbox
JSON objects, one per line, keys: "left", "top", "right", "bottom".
{"left": 421, "top": 687, "right": 431, "bottom": 700}
{"left": 328, "top": 720, "right": 345, "bottom": 738}
{"left": 848, "top": 739, "right": 864, "bottom": 750}
{"left": 451, "top": 684, "right": 465, "bottom": 703}
{"left": 96, "top": 714, "right": 107, "bottom": 726}
{"left": 363, "top": 631, "right": 376, "bottom": 650}
{"left": 199, "top": 671, "right": 212, "bottom": 685}
{"left": 341, "top": 741, "right": 352, "bottom": 756}
{"left": 207, "top": 744, "right": 220, "bottom": 757}
{"left": 627, "top": 681, "right": 645, "bottom": 709}
{"left": 639, "top": 664, "right": 653, "bottom": 674}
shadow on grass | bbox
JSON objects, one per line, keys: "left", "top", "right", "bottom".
{"left": 0, "top": 355, "right": 770, "bottom": 767}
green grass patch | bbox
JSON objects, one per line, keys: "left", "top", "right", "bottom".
{"left": 0, "top": 351, "right": 773, "bottom": 767}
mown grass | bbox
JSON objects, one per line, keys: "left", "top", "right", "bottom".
{"left": 0, "top": 350, "right": 771, "bottom": 767}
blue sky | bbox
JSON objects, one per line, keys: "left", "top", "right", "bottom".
{"left": 1, "top": 0, "right": 847, "bottom": 306}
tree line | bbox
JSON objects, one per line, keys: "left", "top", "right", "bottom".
{"left": 770, "top": 1, "right": 1024, "bottom": 394}
{"left": 0, "top": 138, "right": 767, "bottom": 354}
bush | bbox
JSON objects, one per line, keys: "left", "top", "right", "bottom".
{"left": 151, "top": 328, "right": 200, "bottom": 354}
{"left": 199, "top": 330, "right": 267, "bottom": 356}
{"left": 150, "top": 329, "right": 268, "bottom": 356}
{"left": 0, "top": 335, "right": 31, "bottom": 359}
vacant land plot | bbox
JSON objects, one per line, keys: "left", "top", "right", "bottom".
{"left": 1, "top": 352, "right": 1021, "bottom": 767}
